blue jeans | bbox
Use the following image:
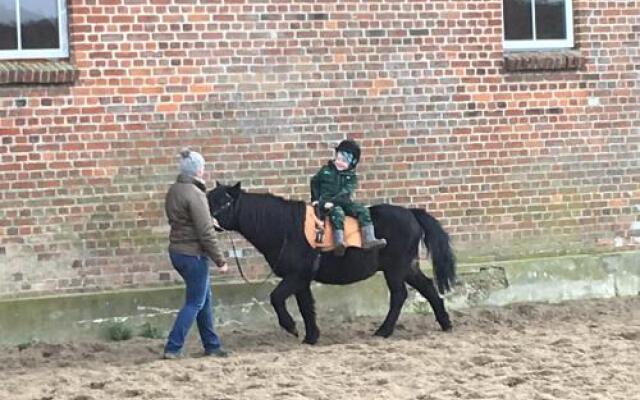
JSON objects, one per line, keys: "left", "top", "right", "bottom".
{"left": 164, "top": 252, "right": 221, "bottom": 355}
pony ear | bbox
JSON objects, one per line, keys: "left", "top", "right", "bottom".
{"left": 215, "top": 180, "right": 221, "bottom": 187}
{"left": 228, "top": 182, "right": 242, "bottom": 199}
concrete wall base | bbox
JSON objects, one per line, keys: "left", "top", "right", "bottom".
{"left": 1, "top": 251, "right": 638, "bottom": 345}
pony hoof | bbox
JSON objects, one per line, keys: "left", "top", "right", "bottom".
{"left": 285, "top": 327, "right": 299, "bottom": 337}
{"left": 373, "top": 329, "right": 392, "bottom": 338}
{"left": 302, "top": 330, "right": 319, "bottom": 345}
{"left": 439, "top": 320, "right": 453, "bottom": 332}
{"left": 302, "top": 337, "right": 318, "bottom": 345}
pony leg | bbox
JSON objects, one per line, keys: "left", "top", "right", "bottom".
{"left": 295, "top": 285, "right": 320, "bottom": 345}
{"left": 405, "top": 267, "right": 452, "bottom": 331}
{"left": 270, "top": 278, "right": 303, "bottom": 337}
{"left": 374, "top": 270, "right": 408, "bottom": 338}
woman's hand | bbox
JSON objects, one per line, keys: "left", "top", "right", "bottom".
{"left": 212, "top": 217, "right": 222, "bottom": 229}
{"left": 218, "top": 263, "right": 229, "bottom": 273}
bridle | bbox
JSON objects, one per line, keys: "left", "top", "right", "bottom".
{"left": 211, "top": 192, "right": 234, "bottom": 218}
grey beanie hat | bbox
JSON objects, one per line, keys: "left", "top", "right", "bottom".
{"left": 178, "top": 147, "right": 205, "bottom": 176}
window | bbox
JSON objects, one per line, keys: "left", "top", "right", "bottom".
{"left": 503, "top": 0, "right": 574, "bottom": 50}
{"left": 0, "top": 0, "right": 68, "bottom": 59}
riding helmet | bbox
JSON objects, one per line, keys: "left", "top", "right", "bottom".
{"left": 334, "top": 139, "right": 361, "bottom": 167}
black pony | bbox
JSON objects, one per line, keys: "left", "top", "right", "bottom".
{"left": 208, "top": 182, "right": 456, "bottom": 344}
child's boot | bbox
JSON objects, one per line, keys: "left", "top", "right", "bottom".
{"left": 361, "top": 225, "right": 386, "bottom": 250}
{"left": 333, "top": 229, "right": 346, "bottom": 256}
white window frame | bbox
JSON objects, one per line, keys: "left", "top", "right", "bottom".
{"left": 503, "top": 0, "right": 574, "bottom": 51}
{"left": 0, "top": 0, "right": 68, "bottom": 60}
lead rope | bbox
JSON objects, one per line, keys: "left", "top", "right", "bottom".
{"left": 215, "top": 218, "right": 277, "bottom": 286}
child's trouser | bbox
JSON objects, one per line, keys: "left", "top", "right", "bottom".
{"left": 327, "top": 202, "right": 372, "bottom": 230}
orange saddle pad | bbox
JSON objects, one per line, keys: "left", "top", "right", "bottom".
{"left": 304, "top": 205, "right": 362, "bottom": 251}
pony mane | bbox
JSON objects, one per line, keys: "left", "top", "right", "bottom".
{"left": 245, "top": 190, "right": 305, "bottom": 207}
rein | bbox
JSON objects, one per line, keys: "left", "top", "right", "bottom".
{"left": 225, "top": 232, "right": 278, "bottom": 286}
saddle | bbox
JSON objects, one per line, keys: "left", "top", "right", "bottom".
{"left": 303, "top": 205, "right": 362, "bottom": 251}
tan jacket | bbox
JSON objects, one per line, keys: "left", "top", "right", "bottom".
{"left": 165, "top": 174, "right": 226, "bottom": 267}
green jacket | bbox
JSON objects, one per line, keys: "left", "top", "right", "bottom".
{"left": 310, "top": 161, "right": 358, "bottom": 206}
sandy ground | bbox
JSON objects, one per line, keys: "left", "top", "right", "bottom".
{"left": 1, "top": 295, "right": 639, "bottom": 400}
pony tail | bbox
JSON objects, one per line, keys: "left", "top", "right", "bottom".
{"left": 410, "top": 208, "right": 456, "bottom": 293}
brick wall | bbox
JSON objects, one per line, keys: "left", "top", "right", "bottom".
{"left": 0, "top": 0, "right": 639, "bottom": 298}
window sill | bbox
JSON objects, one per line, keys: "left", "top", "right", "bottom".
{"left": 0, "top": 60, "right": 78, "bottom": 85}
{"left": 503, "top": 50, "right": 584, "bottom": 73}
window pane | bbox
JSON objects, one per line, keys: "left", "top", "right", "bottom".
{"left": 0, "top": 0, "right": 17, "bottom": 50}
{"left": 503, "top": 0, "right": 533, "bottom": 40}
{"left": 20, "top": 0, "right": 59, "bottom": 49}
{"left": 535, "top": 0, "right": 566, "bottom": 39}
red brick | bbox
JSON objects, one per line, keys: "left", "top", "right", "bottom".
{"left": 0, "top": 0, "right": 637, "bottom": 298}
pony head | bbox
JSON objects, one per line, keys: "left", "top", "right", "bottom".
{"left": 207, "top": 181, "right": 243, "bottom": 230}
